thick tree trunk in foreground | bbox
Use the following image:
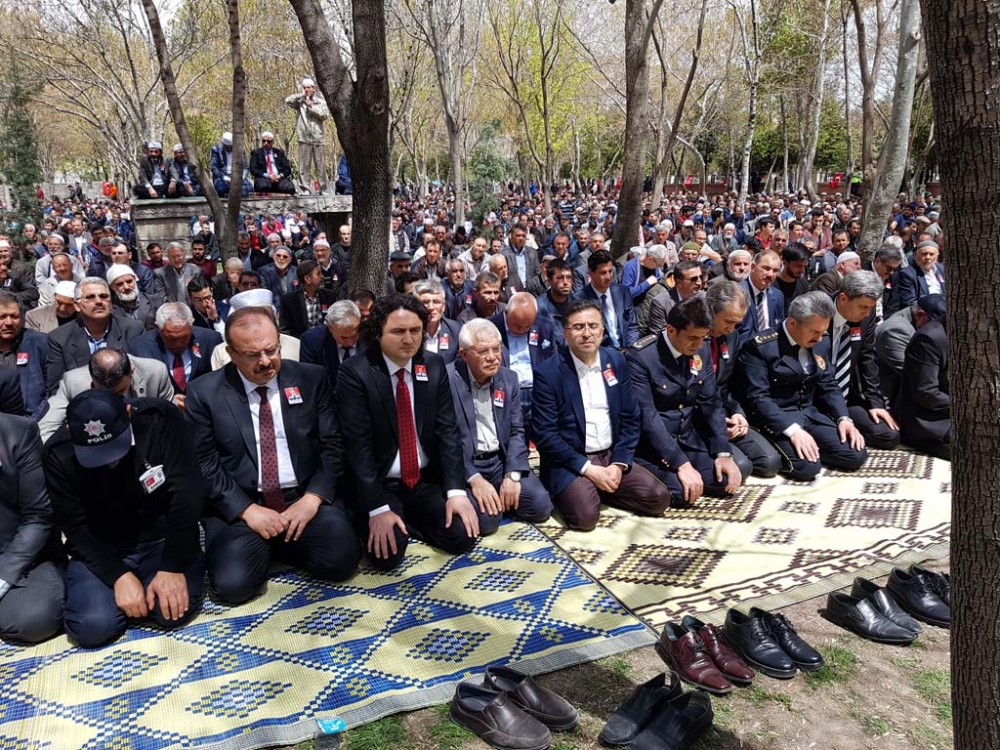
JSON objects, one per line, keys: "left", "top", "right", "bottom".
{"left": 921, "top": 1, "right": 1000, "bottom": 748}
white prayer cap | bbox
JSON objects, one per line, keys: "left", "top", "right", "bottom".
{"left": 55, "top": 280, "right": 78, "bottom": 299}
{"left": 313, "top": 238, "right": 330, "bottom": 248}
{"left": 106, "top": 264, "right": 136, "bottom": 285}
{"left": 728, "top": 249, "right": 752, "bottom": 261}
{"left": 173, "top": 143, "right": 184, "bottom": 153}
{"left": 836, "top": 251, "right": 860, "bottom": 265}
{"left": 302, "top": 77, "right": 315, "bottom": 87}
{"left": 221, "top": 132, "right": 233, "bottom": 146}
{"left": 0, "top": 240, "right": 9, "bottom": 249}
{"left": 148, "top": 140, "right": 162, "bottom": 150}
{"left": 230, "top": 289, "right": 274, "bottom": 311}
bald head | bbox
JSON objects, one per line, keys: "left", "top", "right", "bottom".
{"left": 504, "top": 292, "right": 537, "bottom": 335}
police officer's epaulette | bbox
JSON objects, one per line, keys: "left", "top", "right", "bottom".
{"left": 632, "top": 334, "right": 658, "bottom": 349}
{"left": 753, "top": 330, "right": 779, "bottom": 345}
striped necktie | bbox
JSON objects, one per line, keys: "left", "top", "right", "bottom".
{"left": 835, "top": 325, "right": 852, "bottom": 397}
{"left": 756, "top": 290, "right": 767, "bottom": 330}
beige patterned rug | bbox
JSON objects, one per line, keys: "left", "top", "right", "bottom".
{"left": 535, "top": 450, "right": 951, "bottom": 629}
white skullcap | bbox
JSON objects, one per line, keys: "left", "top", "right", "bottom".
{"left": 230, "top": 288, "right": 274, "bottom": 311}
{"left": 54, "top": 280, "right": 78, "bottom": 299}
{"left": 313, "top": 238, "right": 330, "bottom": 248}
{"left": 836, "top": 251, "right": 860, "bottom": 265}
{"left": 261, "top": 131, "right": 275, "bottom": 140}
{"left": 148, "top": 141, "right": 162, "bottom": 150}
{"left": 302, "top": 77, "right": 315, "bottom": 87}
{"left": 173, "top": 143, "right": 184, "bottom": 152}
{"left": 728, "top": 249, "right": 752, "bottom": 261}
{"left": 221, "top": 132, "right": 233, "bottom": 145}
{"left": 0, "top": 240, "right": 9, "bottom": 249}
{"left": 106, "top": 264, "right": 136, "bottom": 285}
{"left": 683, "top": 220, "right": 695, "bottom": 227}
{"left": 281, "top": 229, "right": 292, "bottom": 239}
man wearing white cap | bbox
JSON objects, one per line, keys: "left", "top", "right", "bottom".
{"left": 26, "top": 280, "right": 79, "bottom": 334}
{"left": 107, "top": 264, "right": 161, "bottom": 331}
{"left": 210, "top": 132, "right": 252, "bottom": 197}
{"left": 210, "top": 289, "right": 300, "bottom": 369}
{"left": 810, "top": 250, "right": 862, "bottom": 295}
{"left": 167, "top": 143, "right": 200, "bottom": 197}
{"left": 134, "top": 141, "right": 169, "bottom": 199}
{"left": 249, "top": 133, "right": 295, "bottom": 195}
{"left": 285, "top": 77, "right": 329, "bottom": 193}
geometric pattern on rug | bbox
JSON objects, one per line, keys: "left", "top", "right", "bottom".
{"left": 536, "top": 450, "right": 951, "bottom": 629}
{"left": 0, "top": 522, "right": 653, "bottom": 750}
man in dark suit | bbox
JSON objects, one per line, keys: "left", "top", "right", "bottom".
{"left": 46, "top": 278, "right": 145, "bottom": 395}
{"left": 575, "top": 251, "right": 638, "bottom": 349}
{"left": 500, "top": 224, "right": 540, "bottom": 293}
{"left": 456, "top": 272, "right": 506, "bottom": 325}
{"left": 0, "top": 414, "right": 64, "bottom": 643}
{"left": 186, "top": 307, "right": 361, "bottom": 603}
{"left": 876, "top": 294, "right": 944, "bottom": 405}
{"left": 891, "top": 241, "right": 945, "bottom": 314}
{"left": 896, "top": 317, "right": 950, "bottom": 460}
{"left": 448, "top": 319, "right": 552, "bottom": 535}
{"left": 0, "top": 291, "right": 50, "bottom": 417}
{"left": 134, "top": 141, "right": 170, "bottom": 199}
{"left": 704, "top": 281, "right": 781, "bottom": 477}
{"left": 532, "top": 299, "right": 671, "bottom": 531}
{"left": 126, "top": 303, "right": 221, "bottom": 407}
{"left": 300, "top": 300, "right": 364, "bottom": 392}
{"left": 188, "top": 276, "right": 229, "bottom": 333}
{"left": 279, "top": 261, "right": 339, "bottom": 337}
{"left": 628, "top": 297, "right": 748, "bottom": 506}
{"left": 415, "top": 280, "right": 462, "bottom": 364}
{"left": 154, "top": 243, "right": 204, "bottom": 306}
{"left": 0, "top": 368, "right": 24, "bottom": 415}
{"left": 736, "top": 250, "right": 785, "bottom": 346}
{"left": 337, "top": 294, "right": 479, "bottom": 570}
{"left": 862, "top": 242, "right": 904, "bottom": 324}
{"left": 248, "top": 132, "right": 295, "bottom": 194}
{"left": 828, "top": 271, "right": 900, "bottom": 449}
{"left": 736, "top": 292, "right": 868, "bottom": 481}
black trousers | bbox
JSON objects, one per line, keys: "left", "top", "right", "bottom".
{"left": 732, "top": 427, "right": 783, "bottom": 477}
{"left": 253, "top": 177, "right": 296, "bottom": 195}
{"left": 767, "top": 417, "right": 868, "bottom": 481}
{"left": 849, "top": 404, "right": 901, "bottom": 450}
{"left": 468, "top": 455, "right": 552, "bottom": 535}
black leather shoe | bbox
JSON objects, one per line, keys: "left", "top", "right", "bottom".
{"left": 450, "top": 682, "right": 552, "bottom": 750}
{"left": 483, "top": 666, "right": 578, "bottom": 731}
{"left": 887, "top": 568, "right": 950, "bottom": 628}
{"left": 825, "top": 592, "right": 917, "bottom": 644}
{"left": 851, "top": 577, "right": 923, "bottom": 634}
{"left": 910, "top": 565, "right": 950, "bottom": 607}
{"left": 723, "top": 608, "right": 796, "bottom": 679}
{"left": 629, "top": 691, "right": 713, "bottom": 750}
{"left": 599, "top": 672, "right": 682, "bottom": 746}
{"left": 748, "top": 607, "right": 825, "bottom": 672}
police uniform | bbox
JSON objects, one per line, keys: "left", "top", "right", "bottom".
{"left": 628, "top": 333, "right": 750, "bottom": 503}
{"left": 735, "top": 325, "right": 868, "bottom": 480}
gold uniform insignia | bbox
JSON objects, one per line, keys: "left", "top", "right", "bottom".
{"left": 814, "top": 355, "right": 826, "bottom": 371}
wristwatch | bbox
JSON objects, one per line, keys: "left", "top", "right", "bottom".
{"left": 716, "top": 452, "right": 732, "bottom": 459}
{"left": 836, "top": 416, "right": 854, "bottom": 424}
{"left": 505, "top": 472, "right": 521, "bottom": 483}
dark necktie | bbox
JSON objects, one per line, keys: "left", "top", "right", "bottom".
{"left": 756, "top": 290, "right": 767, "bottom": 330}
{"left": 341, "top": 346, "right": 352, "bottom": 363}
{"left": 395, "top": 370, "right": 420, "bottom": 489}
{"left": 255, "top": 386, "right": 286, "bottom": 511}
{"left": 171, "top": 353, "right": 187, "bottom": 392}
{"left": 601, "top": 293, "right": 620, "bottom": 348}
{"left": 835, "top": 325, "right": 852, "bottom": 397}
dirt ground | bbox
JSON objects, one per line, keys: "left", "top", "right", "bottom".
{"left": 280, "top": 563, "right": 952, "bottom": 750}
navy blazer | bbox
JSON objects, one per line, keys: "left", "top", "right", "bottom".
{"left": 186, "top": 361, "right": 342, "bottom": 523}
{"left": 489, "top": 311, "right": 559, "bottom": 371}
{"left": 444, "top": 279, "right": 475, "bottom": 320}
{"left": 127, "top": 326, "right": 222, "bottom": 393}
{"left": 12, "top": 330, "right": 49, "bottom": 418}
{"left": 576, "top": 283, "right": 639, "bottom": 348}
{"left": 532, "top": 346, "right": 641, "bottom": 495}
{"left": 0, "top": 368, "right": 24, "bottom": 416}
{"left": 447, "top": 361, "right": 530, "bottom": 481}
{"left": 894, "top": 263, "right": 945, "bottom": 310}
{"left": 736, "top": 279, "right": 786, "bottom": 346}
{"left": 712, "top": 329, "right": 744, "bottom": 417}
{"left": 336, "top": 348, "right": 465, "bottom": 514}
{"left": 300, "top": 325, "right": 365, "bottom": 391}
{"left": 425, "top": 317, "right": 462, "bottom": 364}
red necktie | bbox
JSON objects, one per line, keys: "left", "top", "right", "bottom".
{"left": 172, "top": 353, "right": 187, "bottom": 392}
{"left": 710, "top": 338, "right": 719, "bottom": 374}
{"left": 255, "top": 386, "right": 286, "bottom": 511}
{"left": 395, "top": 370, "right": 420, "bottom": 489}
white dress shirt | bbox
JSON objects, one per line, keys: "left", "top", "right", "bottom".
{"left": 238, "top": 371, "right": 298, "bottom": 489}
{"left": 570, "top": 351, "right": 613, "bottom": 462}
{"left": 924, "top": 267, "right": 942, "bottom": 295}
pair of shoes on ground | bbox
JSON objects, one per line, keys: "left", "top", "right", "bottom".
{"left": 599, "top": 671, "right": 713, "bottom": 749}
{"left": 826, "top": 574, "right": 925, "bottom": 644}
{"left": 888, "top": 565, "right": 950, "bottom": 628}
{"left": 724, "top": 607, "right": 824, "bottom": 679}
{"left": 450, "top": 665, "right": 577, "bottom": 750}
{"left": 656, "top": 615, "right": 754, "bottom": 694}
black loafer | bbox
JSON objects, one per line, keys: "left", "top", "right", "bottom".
{"left": 629, "top": 691, "right": 713, "bottom": 750}
{"left": 723, "top": 608, "right": 796, "bottom": 679}
{"left": 450, "top": 682, "right": 552, "bottom": 750}
{"left": 484, "top": 666, "right": 578, "bottom": 731}
{"left": 825, "top": 592, "right": 917, "bottom": 644}
{"left": 748, "top": 607, "right": 825, "bottom": 672}
{"left": 887, "top": 567, "right": 950, "bottom": 628}
{"left": 910, "top": 565, "right": 950, "bottom": 607}
{"left": 851, "top": 577, "right": 923, "bottom": 634}
{"left": 599, "top": 672, "right": 682, "bottom": 746}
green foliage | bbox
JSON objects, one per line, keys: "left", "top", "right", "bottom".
{"left": 815, "top": 97, "right": 849, "bottom": 171}
{"left": 0, "top": 58, "right": 43, "bottom": 226}
{"left": 468, "top": 120, "right": 513, "bottom": 226}
{"left": 184, "top": 114, "right": 218, "bottom": 170}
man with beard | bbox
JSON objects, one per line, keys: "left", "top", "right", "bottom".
{"left": 107, "top": 265, "right": 162, "bottom": 331}
{"left": 167, "top": 144, "right": 201, "bottom": 197}
{"left": 773, "top": 243, "right": 812, "bottom": 309}
{"left": 135, "top": 141, "right": 170, "bottom": 199}
{"left": 189, "top": 239, "right": 218, "bottom": 280}
{"left": 142, "top": 243, "right": 167, "bottom": 272}
{"left": 707, "top": 248, "right": 752, "bottom": 286}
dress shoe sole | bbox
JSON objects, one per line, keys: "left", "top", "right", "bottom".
{"left": 449, "top": 708, "right": 551, "bottom": 750}
{"left": 654, "top": 641, "right": 733, "bottom": 695}
{"left": 791, "top": 659, "right": 825, "bottom": 672}
{"left": 892, "top": 599, "right": 950, "bottom": 629}
{"left": 732, "top": 650, "right": 796, "bottom": 680}
{"left": 824, "top": 611, "right": 917, "bottom": 645}
{"left": 527, "top": 712, "right": 578, "bottom": 732}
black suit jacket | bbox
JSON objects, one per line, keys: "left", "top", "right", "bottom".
{"left": 46, "top": 314, "right": 145, "bottom": 395}
{"left": 186, "top": 361, "right": 343, "bottom": 523}
{"left": 299, "top": 325, "right": 367, "bottom": 392}
{"left": 828, "top": 302, "right": 885, "bottom": 410}
{"left": 126, "top": 327, "right": 221, "bottom": 393}
{"left": 0, "top": 416, "right": 61, "bottom": 585}
{"left": 336, "top": 348, "right": 465, "bottom": 514}
{"left": 0, "top": 368, "right": 25, "bottom": 416}
{"left": 249, "top": 148, "right": 292, "bottom": 180}
{"left": 712, "top": 329, "right": 743, "bottom": 417}
{"left": 896, "top": 321, "right": 949, "bottom": 443}
{"left": 576, "top": 283, "right": 639, "bottom": 348}
{"left": 424, "top": 318, "right": 462, "bottom": 364}
{"left": 279, "top": 288, "right": 340, "bottom": 338}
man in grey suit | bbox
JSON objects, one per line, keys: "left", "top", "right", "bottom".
{"left": 39, "top": 349, "right": 175, "bottom": 443}
{"left": 154, "top": 242, "right": 204, "bottom": 306}
{"left": 875, "top": 294, "right": 945, "bottom": 405}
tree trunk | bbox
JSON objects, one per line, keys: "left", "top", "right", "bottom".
{"left": 739, "top": 79, "right": 758, "bottom": 204}
{"left": 288, "top": 0, "right": 391, "bottom": 294}
{"left": 842, "top": 0, "right": 853, "bottom": 181}
{"left": 857, "top": 0, "right": 920, "bottom": 261}
{"left": 221, "top": 0, "right": 246, "bottom": 260}
{"left": 781, "top": 96, "right": 789, "bottom": 192}
{"left": 851, "top": 0, "right": 886, "bottom": 193}
{"left": 920, "top": 2, "right": 1000, "bottom": 749}
{"left": 800, "top": 0, "right": 831, "bottom": 198}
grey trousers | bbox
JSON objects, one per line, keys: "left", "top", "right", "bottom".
{"left": 297, "top": 141, "right": 326, "bottom": 190}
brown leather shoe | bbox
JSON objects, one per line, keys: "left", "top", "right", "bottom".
{"left": 682, "top": 614, "right": 755, "bottom": 684}
{"left": 483, "top": 666, "right": 578, "bottom": 731}
{"left": 450, "top": 682, "right": 552, "bottom": 750}
{"left": 655, "top": 622, "right": 733, "bottom": 695}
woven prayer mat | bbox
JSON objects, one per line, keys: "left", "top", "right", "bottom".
{"left": 0, "top": 522, "right": 653, "bottom": 750}
{"left": 536, "top": 449, "right": 951, "bottom": 629}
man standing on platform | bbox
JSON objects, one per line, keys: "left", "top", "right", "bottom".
{"left": 285, "top": 78, "right": 329, "bottom": 193}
